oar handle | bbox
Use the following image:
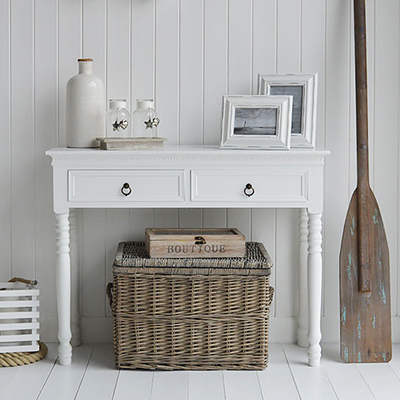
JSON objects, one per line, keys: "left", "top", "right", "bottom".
{"left": 354, "top": 0, "right": 371, "bottom": 293}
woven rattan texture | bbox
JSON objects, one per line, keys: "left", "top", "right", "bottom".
{"left": 113, "top": 242, "right": 272, "bottom": 276}
{"left": 110, "top": 272, "right": 273, "bottom": 370}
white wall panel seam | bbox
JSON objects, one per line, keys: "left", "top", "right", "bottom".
{"left": 105, "top": 0, "right": 109, "bottom": 109}
{"left": 201, "top": 0, "right": 205, "bottom": 147}
{"left": 250, "top": 0, "right": 254, "bottom": 93}
{"left": 275, "top": 0, "right": 278, "bottom": 74}
{"left": 56, "top": 0, "right": 59, "bottom": 147}
{"left": 9, "top": 0, "right": 12, "bottom": 275}
{"left": 8, "top": 0, "right": 12, "bottom": 278}
{"left": 152, "top": 0, "right": 156, "bottom": 102}
{"left": 33, "top": 0, "right": 37, "bottom": 279}
{"left": 397, "top": 0, "right": 400, "bottom": 317}
{"left": 153, "top": 0, "right": 157, "bottom": 108}
{"left": 129, "top": 0, "right": 132, "bottom": 110}
{"left": 276, "top": 0, "right": 279, "bottom": 73}
{"left": 226, "top": 0, "right": 229, "bottom": 94}
{"left": 299, "top": 0, "right": 303, "bottom": 73}
{"left": 178, "top": 0, "right": 181, "bottom": 146}
{"left": 201, "top": 0, "right": 205, "bottom": 226}
{"left": 80, "top": 0, "right": 84, "bottom": 57}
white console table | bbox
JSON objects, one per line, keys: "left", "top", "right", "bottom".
{"left": 46, "top": 145, "right": 329, "bottom": 367}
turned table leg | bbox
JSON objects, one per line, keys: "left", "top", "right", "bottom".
{"left": 297, "top": 208, "right": 309, "bottom": 347}
{"left": 55, "top": 212, "right": 72, "bottom": 365}
{"left": 69, "top": 209, "right": 81, "bottom": 347}
{"left": 307, "top": 212, "right": 323, "bottom": 367}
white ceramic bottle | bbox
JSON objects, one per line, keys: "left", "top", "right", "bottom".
{"left": 66, "top": 58, "right": 105, "bottom": 148}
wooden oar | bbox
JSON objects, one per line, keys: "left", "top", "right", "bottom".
{"left": 339, "top": 0, "right": 391, "bottom": 363}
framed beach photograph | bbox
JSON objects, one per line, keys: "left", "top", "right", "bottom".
{"left": 258, "top": 73, "right": 318, "bottom": 148}
{"left": 220, "top": 95, "right": 293, "bottom": 150}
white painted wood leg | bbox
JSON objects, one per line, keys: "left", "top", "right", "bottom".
{"left": 70, "top": 209, "right": 81, "bottom": 347}
{"left": 307, "top": 212, "right": 323, "bottom": 367}
{"left": 297, "top": 209, "right": 308, "bottom": 347}
{"left": 55, "top": 213, "right": 72, "bottom": 365}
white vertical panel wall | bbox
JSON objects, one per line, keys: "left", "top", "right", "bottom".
{"left": 1, "top": 0, "right": 399, "bottom": 343}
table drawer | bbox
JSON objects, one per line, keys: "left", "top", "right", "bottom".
{"left": 69, "top": 170, "right": 185, "bottom": 202}
{"left": 191, "top": 169, "right": 308, "bottom": 202}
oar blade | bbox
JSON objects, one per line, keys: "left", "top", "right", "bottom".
{"left": 340, "top": 188, "right": 391, "bottom": 363}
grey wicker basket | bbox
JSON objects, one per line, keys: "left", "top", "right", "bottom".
{"left": 107, "top": 242, "right": 274, "bottom": 370}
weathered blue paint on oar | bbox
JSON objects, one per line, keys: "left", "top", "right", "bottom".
{"left": 373, "top": 209, "right": 379, "bottom": 225}
{"left": 350, "top": 217, "right": 356, "bottom": 236}
{"left": 379, "top": 280, "right": 387, "bottom": 305}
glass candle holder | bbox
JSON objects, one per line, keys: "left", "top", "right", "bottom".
{"left": 106, "top": 99, "right": 131, "bottom": 137}
{"left": 131, "top": 99, "right": 160, "bottom": 138}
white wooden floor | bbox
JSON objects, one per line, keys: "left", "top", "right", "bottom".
{"left": 2, "top": 343, "right": 400, "bottom": 400}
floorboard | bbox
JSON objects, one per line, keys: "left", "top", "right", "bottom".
{"left": 74, "top": 343, "right": 119, "bottom": 400}
{"left": 257, "top": 344, "right": 300, "bottom": 399}
{"left": 223, "top": 371, "right": 263, "bottom": 400}
{"left": 283, "top": 344, "right": 338, "bottom": 400}
{"left": 37, "top": 345, "right": 93, "bottom": 400}
{"left": 0, "top": 343, "right": 58, "bottom": 400}
{"left": 387, "top": 344, "right": 400, "bottom": 380}
{"left": 151, "top": 371, "right": 188, "bottom": 400}
{"left": 321, "top": 344, "right": 375, "bottom": 400}
{"left": 188, "top": 371, "right": 225, "bottom": 400}
{"left": 356, "top": 362, "right": 400, "bottom": 400}
{"left": 113, "top": 370, "right": 154, "bottom": 400}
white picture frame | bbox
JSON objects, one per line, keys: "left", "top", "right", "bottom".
{"left": 258, "top": 73, "right": 318, "bottom": 148}
{"left": 220, "top": 95, "right": 293, "bottom": 150}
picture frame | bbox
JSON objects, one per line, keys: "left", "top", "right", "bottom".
{"left": 220, "top": 95, "right": 293, "bottom": 150}
{"left": 258, "top": 73, "right": 318, "bottom": 148}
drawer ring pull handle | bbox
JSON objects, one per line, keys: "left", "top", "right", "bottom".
{"left": 244, "top": 183, "right": 255, "bottom": 197}
{"left": 121, "top": 182, "right": 132, "bottom": 197}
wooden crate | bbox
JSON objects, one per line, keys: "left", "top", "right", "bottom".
{"left": 0, "top": 282, "right": 40, "bottom": 353}
{"left": 96, "top": 137, "right": 167, "bottom": 150}
{"left": 145, "top": 228, "right": 246, "bottom": 258}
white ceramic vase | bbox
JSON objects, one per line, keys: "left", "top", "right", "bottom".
{"left": 66, "top": 58, "right": 104, "bottom": 148}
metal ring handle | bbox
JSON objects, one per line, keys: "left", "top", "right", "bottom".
{"left": 121, "top": 182, "right": 132, "bottom": 197}
{"left": 244, "top": 183, "right": 255, "bottom": 197}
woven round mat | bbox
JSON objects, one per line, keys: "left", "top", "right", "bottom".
{"left": 0, "top": 342, "right": 48, "bottom": 367}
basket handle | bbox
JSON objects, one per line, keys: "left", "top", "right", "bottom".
{"left": 106, "top": 282, "right": 113, "bottom": 308}
{"left": 8, "top": 277, "right": 38, "bottom": 286}
{"left": 267, "top": 287, "right": 274, "bottom": 307}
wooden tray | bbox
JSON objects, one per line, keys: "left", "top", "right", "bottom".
{"left": 145, "top": 228, "right": 245, "bottom": 258}
{"left": 96, "top": 137, "right": 167, "bottom": 150}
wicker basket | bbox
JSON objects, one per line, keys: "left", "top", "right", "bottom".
{"left": 108, "top": 242, "right": 274, "bottom": 370}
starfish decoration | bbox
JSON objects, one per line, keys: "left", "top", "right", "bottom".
{"left": 144, "top": 117, "right": 154, "bottom": 129}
